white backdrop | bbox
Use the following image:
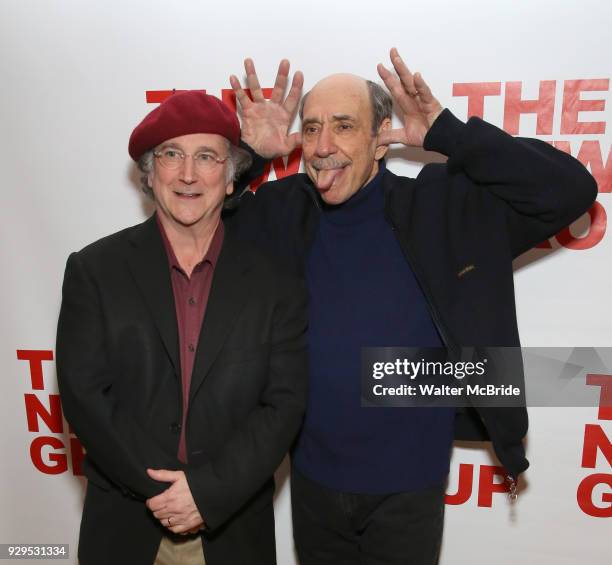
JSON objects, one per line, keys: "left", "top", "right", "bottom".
{"left": 1, "top": 1, "right": 610, "bottom": 563}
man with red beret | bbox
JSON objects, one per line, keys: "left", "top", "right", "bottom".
{"left": 56, "top": 88, "right": 308, "bottom": 565}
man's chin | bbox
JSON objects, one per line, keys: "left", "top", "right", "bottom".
{"left": 319, "top": 186, "right": 349, "bottom": 206}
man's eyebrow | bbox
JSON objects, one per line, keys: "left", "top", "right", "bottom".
{"left": 193, "top": 145, "right": 221, "bottom": 154}
{"left": 158, "top": 143, "right": 220, "bottom": 154}
{"left": 302, "top": 114, "right": 357, "bottom": 127}
{"left": 331, "top": 114, "right": 356, "bottom": 122}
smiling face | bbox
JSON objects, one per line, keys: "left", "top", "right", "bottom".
{"left": 301, "top": 74, "right": 389, "bottom": 205}
{"left": 148, "top": 133, "right": 233, "bottom": 232}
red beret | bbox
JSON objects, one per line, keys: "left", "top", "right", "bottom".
{"left": 128, "top": 90, "right": 240, "bottom": 161}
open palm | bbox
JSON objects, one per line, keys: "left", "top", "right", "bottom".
{"left": 230, "top": 58, "right": 303, "bottom": 158}
{"left": 377, "top": 48, "right": 444, "bottom": 147}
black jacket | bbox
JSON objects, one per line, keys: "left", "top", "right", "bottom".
{"left": 228, "top": 109, "right": 597, "bottom": 481}
{"left": 56, "top": 218, "right": 308, "bottom": 565}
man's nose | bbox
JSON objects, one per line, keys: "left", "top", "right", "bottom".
{"left": 315, "top": 126, "right": 336, "bottom": 157}
{"left": 179, "top": 156, "right": 197, "bottom": 184}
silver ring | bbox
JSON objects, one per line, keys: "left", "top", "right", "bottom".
{"left": 167, "top": 516, "right": 172, "bottom": 527}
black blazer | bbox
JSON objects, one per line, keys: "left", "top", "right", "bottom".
{"left": 56, "top": 215, "right": 308, "bottom": 565}
{"left": 230, "top": 110, "right": 597, "bottom": 481}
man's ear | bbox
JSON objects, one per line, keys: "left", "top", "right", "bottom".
{"left": 375, "top": 117, "right": 392, "bottom": 160}
{"left": 225, "top": 181, "right": 234, "bottom": 196}
{"left": 147, "top": 171, "right": 154, "bottom": 189}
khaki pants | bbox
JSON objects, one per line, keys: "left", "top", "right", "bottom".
{"left": 154, "top": 535, "right": 206, "bottom": 565}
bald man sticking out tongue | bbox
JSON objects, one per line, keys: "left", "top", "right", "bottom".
{"left": 228, "top": 49, "right": 597, "bottom": 565}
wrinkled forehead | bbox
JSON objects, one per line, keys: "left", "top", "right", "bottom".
{"left": 302, "top": 75, "right": 372, "bottom": 122}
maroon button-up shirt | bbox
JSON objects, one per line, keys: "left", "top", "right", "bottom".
{"left": 156, "top": 215, "right": 224, "bottom": 463}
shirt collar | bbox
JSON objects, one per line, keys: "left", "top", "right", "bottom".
{"left": 155, "top": 214, "right": 225, "bottom": 274}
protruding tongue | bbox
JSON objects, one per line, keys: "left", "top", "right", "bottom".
{"left": 316, "top": 168, "right": 343, "bottom": 190}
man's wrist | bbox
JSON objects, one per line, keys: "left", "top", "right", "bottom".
{"left": 427, "top": 108, "right": 444, "bottom": 129}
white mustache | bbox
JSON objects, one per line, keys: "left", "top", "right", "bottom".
{"left": 312, "top": 158, "right": 350, "bottom": 171}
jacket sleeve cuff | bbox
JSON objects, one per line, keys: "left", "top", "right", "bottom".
{"left": 235, "top": 140, "right": 270, "bottom": 192}
{"left": 423, "top": 108, "right": 466, "bottom": 157}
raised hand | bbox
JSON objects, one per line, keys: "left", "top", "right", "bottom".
{"left": 230, "top": 58, "right": 303, "bottom": 158}
{"left": 376, "top": 48, "right": 444, "bottom": 147}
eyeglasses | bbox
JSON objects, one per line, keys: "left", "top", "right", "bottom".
{"left": 153, "top": 147, "right": 228, "bottom": 172}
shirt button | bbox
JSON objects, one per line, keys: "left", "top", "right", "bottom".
{"left": 188, "top": 297, "right": 196, "bottom": 306}
{"left": 188, "top": 343, "right": 195, "bottom": 352}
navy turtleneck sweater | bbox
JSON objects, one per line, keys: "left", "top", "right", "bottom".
{"left": 293, "top": 162, "right": 455, "bottom": 494}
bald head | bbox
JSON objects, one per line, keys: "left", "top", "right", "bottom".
{"left": 308, "top": 74, "right": 370, "bottom": 111}
{"left": 313, "top": 73, "right": 368, "bottom": 92}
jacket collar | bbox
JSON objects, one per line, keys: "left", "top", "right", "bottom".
{"left": 126, "top": 215, "right": 180, "bottom": 376}
{"left": 126, "top": 214, "right": 254, "bottom": 400}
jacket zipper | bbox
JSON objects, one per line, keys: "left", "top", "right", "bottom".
{"left": 390, "top": 217, "right": 521, "bottom": 501}
{"left": 506, "top": 474, "right": 518, "bottom": 502}
{"left": 387, "top": 220, "right": 458, "bottom": 357}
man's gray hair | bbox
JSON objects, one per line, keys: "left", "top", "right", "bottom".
{"left": 136, "top": 140, "right": 252, "bottom": 199}
{"left": 299, "top": 80, "right": 393, "bottom": 136}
